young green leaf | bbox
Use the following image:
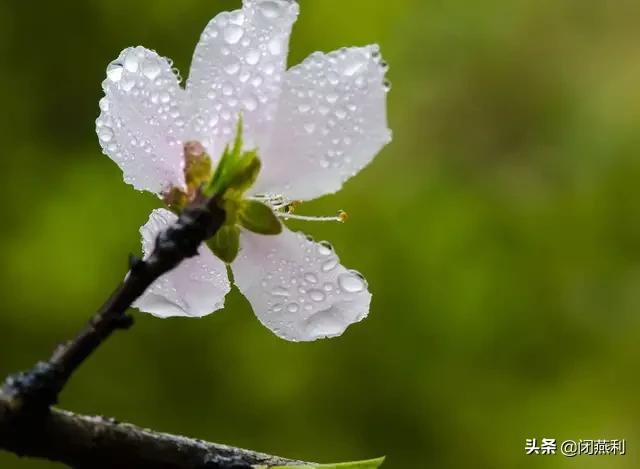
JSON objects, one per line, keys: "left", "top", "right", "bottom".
{"left": 205, "top": 116, "right": 262, "bottom": 198}
{"left": 238, "top": 200, "right": 282, "bottom": 235}
{"left": 206, "top": 224, "right": 240, "bottom": 263}
{"left": 227, "top": 151, "right": 261, "bottom": 194}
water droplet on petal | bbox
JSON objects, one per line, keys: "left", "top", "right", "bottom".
{"left": 124, "top": 53, "right": 139, "bottom": 73}
{"left": 107, "top": 62, "right": 123, "bottom": 82}
{"left": 259, "top": 1, "right": 282, "bottom": 19}
{"left": 224, "top": 25, "right": 244, "bottom": 44}
{"left": 338, "top": 271, "right": 366, "bottom": 293}
{"left": 224, "top": 62, "right": 240, "bottom": 75}
{"left": 321, "top": 258, "right": 338, "bottom": 272}
{"left": 98, "top": 127, "right": 114, "bottom": 143}
{"left": 243, "top": 95, "right": 258, "bottom": 111}
{"left": 121, "top": 78, "right": 135, "bottom": 92}
{"left": 268, "top": 37, "right": 283, "bottom": 55}
{"left": 335, "top": 108, "right": 347, "bottom": 120}
{"left": 305, "top": 306, "right": 346, "bottom": 339}
{"left": 309, "top": 290, "right": 326, "bottom": 302}
{"left": 344, "top": 60, "right": 364, "bottom": 77}
{"left": 304, "top": 273, "right": 318, "bottom": 284}
{"left": 246, "top": 49, "right": 261, "bottom": 65}
{"left": 142, "top": 59, "right": 162, "bottom": 80}
{"left": 271, "top": 286, "right": 290, "bottom": 297}
{"left": 317, "top": 242, "right": 334, "bottom": 256}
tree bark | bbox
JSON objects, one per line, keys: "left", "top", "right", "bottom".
{"left": 0, "top": 394, "right": 309, "bottom": 468}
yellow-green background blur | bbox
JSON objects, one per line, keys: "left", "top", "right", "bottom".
{"left": 1, "top": 0, "right": 639, "bottom": 468}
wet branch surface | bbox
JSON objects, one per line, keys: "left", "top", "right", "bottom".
{"left": 0, "top": 197, "right": 309, "bottom": 468}
{"left": 0, "top": 396, "right": 307, "bottom": 469}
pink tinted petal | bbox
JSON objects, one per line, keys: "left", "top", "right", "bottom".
{"left": 254, "top": 45, "right": 392, "bottom": 201}
{"left": 186, "top": 0, "right": 299, "bottom": 159}
{"left": 96, "top": 47, "right": 187, "bottom": 194}
{"left": 232, "top": 227, "right": 371, "bottom": 341}
{"left": 134, "top": 209, "right": 230, "bottom": 318}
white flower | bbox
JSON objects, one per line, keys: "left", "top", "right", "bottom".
{"left": 95, "top": 0, "right": 391, "bottom": 341}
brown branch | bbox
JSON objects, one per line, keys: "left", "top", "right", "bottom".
{"left": 2, "top": 198, "right": 226, "bottom": 413}
{"left": 0, "top": 195, "right": 313, "bottom": 467}
{"left": 0, "top": 394, "right": 310, "bottom": 468}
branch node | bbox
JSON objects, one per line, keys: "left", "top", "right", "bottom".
{"left": 1, "top": 362, "right": 64, "bottom": 414}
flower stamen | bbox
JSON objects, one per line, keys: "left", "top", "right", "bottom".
{"left": 275, "top": 211, "right": 347, "bottom": 223}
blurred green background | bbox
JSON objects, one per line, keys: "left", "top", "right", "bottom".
{"left": 1, "top": 0, "right": 639, "bottom": 467}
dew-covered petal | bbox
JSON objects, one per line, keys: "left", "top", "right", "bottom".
{"left": 134, "top": 209, "right": 231, "bottom": 318}
{"left": 232, "top": 227, "right": 371, "bottom": 341}
{"left": 253, "top": 45, "right": 392, "bottom": 201}
{"left": 97, "top": 47, "right": 188, "bottom": 194}
{"left": 186, "top": 0, "right": 299, "bottom": 159}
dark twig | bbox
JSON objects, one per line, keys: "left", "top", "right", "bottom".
{"left": 2, "top": 199, "right": 225, "bottom": 413}
{"left": 0, "top": 197, "right": 314, "bottom": 468}
{"left": 0, "top": 394, "right": 309, "bottom": 468}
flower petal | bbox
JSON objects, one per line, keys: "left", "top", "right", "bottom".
{"left": 186, "top": 0, "right": 299, "bottom": 159}
{"left": 253, "top": 45, "right": 392, "bottom": 201}
{"left": 97, "top": 47, "right": 188, "bottom": 194}
{"left": 134, "top": 209, "right": 231, "bottom": 318}
{"left": 232, "top": 227, "right": 371, "bottom": 341}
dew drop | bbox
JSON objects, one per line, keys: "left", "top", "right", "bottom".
{"left": 120, "top": 78, "right": 135, "bottom": 92}
{"left": 98, "top": 98, "right": 109, "bottom": 112}
{"left": 321, "top": 258, "right": 338, "bottom": 272}
{"left": 142, "top": 59, "right": 162, "bottom": 80}
{"left": 98, "top": 127, "right": 114, "bottom": 143}
{"left": 124, "top": 53, "right": 139, "bottom": 73}
{"left": 268, "top": 37, "right": 282, "bottom": 55}
{"left": 243, "top": 95, "right": 258, "bottom": 111}
{"left": 335, "top": 108, "right": 347, "bottom": 120}
{"left": 344, "top": 60, "right": 364, "bottom": 77}
{"left": 309, "top": 290, "right": 326, "bottom": 302}
{"left": 317, "top": 242, "right": 334, "bottom": 256}
{"left": 305, "top": 307, "right": 346, "bottom": 339}
{"left": 259, "top": 1, "right": 282, "bottom": 18}
{"left": 246, "top": 49, "right": 261, "bottom": 65}
{"left": 338, "top": 271, "right": 366, "bottom": 293}
{"left": 106, "top": 62, "right": 123, "bottom": 82}
{"left": 287, "top": 303, "right": 300, "bottom": 313}
{"left": 224, "top": 63, "right": 240, "bottom": 75}
{"left": 304, "top": 273, "right": 318, "bottom": 284}
{"left": 224, "top": 25, "right": 244, "bottom": 44}
{"left": 271, "top": 286, "right": 290, "bottom": 297}
{"left": 251, "top": 76, "right": 263, "bottom": 87}
{"left": 327, "top": 71, "right": 340, "bottom": 85}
